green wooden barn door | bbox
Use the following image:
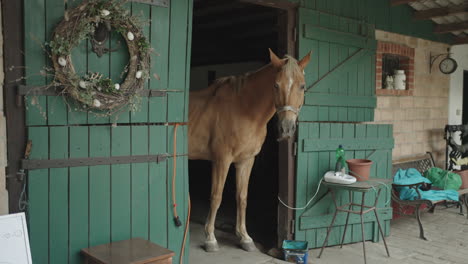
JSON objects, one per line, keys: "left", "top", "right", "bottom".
{"left": 294, "top": 123, "right": 394, "bottom": 248}
{"left": 23, "top": 1, "right": 192, "bottom": 263}
{"left": 298, "top": 8, "right": 377, "bottom": 122}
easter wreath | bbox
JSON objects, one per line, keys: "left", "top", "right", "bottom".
{"left": 49, "top": 0, "right": 150, "bottom": 112}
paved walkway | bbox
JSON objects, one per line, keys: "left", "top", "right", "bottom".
{"left": 190, "top": 207, "right": 468, "bottom": 264}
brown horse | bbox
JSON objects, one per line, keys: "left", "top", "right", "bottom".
{"left": 188, "top": 49, "right": 311, "bottom": 252}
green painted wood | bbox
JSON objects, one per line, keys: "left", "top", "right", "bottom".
{"left": 24, "top": 0, "right": 47, "bottom": 126}
{"left": 130, "top": 3, "right": 150, "bottom": 123}
{"left": 27, "top": 127, "right": 49, "bottom": 264}
{"left": 304, "top": 25, "right": 376, "bottom": 49}
{"left": 131, "top": 126, "right": 149, "bottom": 239}
{"left": 46, "top": 0, "right": 67, "bottom": 126}
{"left": 69, "top": 126, "right": 89, "bottom": 264}
{"left": 299, "top": 7, "right": 376, "bottom": 122}
{"left": 25, "top": 1, "right": 191, "bottom": 263}
{"left": 295, "top": 123, "right": 393, "bottom": 248}
{"left": 149, "top": 5, "right": 170, "bottom": 123}
{"left": 303, "top": 138, "right": 394, "bottom": 152}
{"left": 89, "top": 126, "right": 111, "bottom": 247}
{"left": 111, "top": 126, "right": 131, "bottom": 241}
{"left": 149, "top": 126, "right": 168, "bottom": 247}
{"left": 305, "top": 94, "right": 376, "bottom": 108}
{"left": 49, "top": 126, "right": 69, "bottom": 264}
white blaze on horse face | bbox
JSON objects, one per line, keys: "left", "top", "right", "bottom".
{"left": 287, "top": 77, "right": 293, "bottom": 96}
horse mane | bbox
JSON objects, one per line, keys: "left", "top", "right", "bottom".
{"left": 210, "top": 55, "right": 302, "bottom": 96}
{"left": 211, "top": 73, "right": 250, "bottom": 96}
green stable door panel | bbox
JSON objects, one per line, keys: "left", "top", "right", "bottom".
{"left": 23, "top": 0, "right": 192, "bottom": 264}
{"left": 295, "top": 123, "right": 394, "bottom": 248}
{"left": 298, "top": 8, "right": 377, "bottom": 123}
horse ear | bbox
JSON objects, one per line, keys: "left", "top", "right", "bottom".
{"left": 298, "top": 51, "right": 312, "bottom": 70}
{"left": 269, "top": 48, "right": 285, "bottom": 67}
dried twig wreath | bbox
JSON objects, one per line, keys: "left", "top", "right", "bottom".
{"left": 49, "top": 0, "right": 150, "bottom": 112}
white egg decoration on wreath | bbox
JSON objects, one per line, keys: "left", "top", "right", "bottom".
{"left": 79, "top": 80, "right": 87, "bottom": 89}
{"left": 114, "top": 83, "right": 120, "bottom": 90}
{"left": 58, "top": 57, "right": 67, "bottom": 67}
{"left": 101, "top": 9, "right": 110, "bottom": 17}
{"left": 93, "top": 99, "right": 101, "bottom": 108}
{"left": 127, "top": 31, "right": 135, "bottom": 41}
{"left": 136, "top": 71, "right": 142, "bottom": 79}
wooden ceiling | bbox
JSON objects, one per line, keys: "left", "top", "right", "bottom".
{"left": 391, "top": 0, "right": 468, "bottom": 44}
{"left": 191, "top": 0, "right": 281, "bottom": 66}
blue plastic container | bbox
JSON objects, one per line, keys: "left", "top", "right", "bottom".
{"left": 282, "top": 240, "right": 308, "bottom": 264}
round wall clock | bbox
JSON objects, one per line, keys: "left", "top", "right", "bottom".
{"left": 439, "top": 57, "right": 458, "bottom": 74}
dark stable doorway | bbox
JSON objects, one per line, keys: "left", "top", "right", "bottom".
{"left": 189, "top": 0, "right": 290, "bottom": 251}
{"left": 463, "top": 71, "right": 468, "bottom": 125}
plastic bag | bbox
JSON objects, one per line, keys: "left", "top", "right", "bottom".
{"left": 423, "top": 167, "right": 462, "bottom": 190}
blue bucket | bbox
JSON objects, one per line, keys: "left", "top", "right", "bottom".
{"left": 282, "top": 240, "right": 308, "bottom": 264}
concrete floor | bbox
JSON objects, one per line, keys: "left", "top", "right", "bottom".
{"left": 190, "top": 206, "right": 468, "bottom": 264}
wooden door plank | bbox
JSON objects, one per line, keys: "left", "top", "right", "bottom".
{"left": 49, "top": 126, "right": 69, "bottom": 264}
{"left": 130, "top": 3, "right": 150, "bottom": 123}
{"left": 295, "top": 123, "right": 310, "bottom": 241}
{"left": 111, "top": 126, "right": 131, "bottom": 241}
{"left": 108, "top": 2, "right": 131, "bottom": 123}
{"left": 89, "top": 126, "right": 111, "bottom": 246}
{"left": 25, "top": 0, "right": 47, "bottom": 126}
{"left": 131, "top": 125, "right": 149, "bottom": 239}
{"left": 69, "top": 126, "right": 89, "bottom": 264}
{"left": 168, "top": 92, "right": 185, "bottom": 122}
{"left": 46, "top": 0, "right": 67, "bottom": 126}
{"left": 149, "top": 126, "right": 168, "bottom": 247}
{"left": 168, "top": 0, "right": 189, "bottom": 94}
{"left": 149, "top": 5, "right": 170, "bottom": 123}
{"left": 27, "top": 126, "right": 49, "bottom": 263}
{"left": 87, "top": 26, "right": 111, "bottom": 124}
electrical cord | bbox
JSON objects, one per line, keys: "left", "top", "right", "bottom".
{"left": 278, "top": 169, "right": 392, "bottom": 210}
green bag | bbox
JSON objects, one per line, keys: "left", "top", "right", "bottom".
{"left": 424, "top": 167, "right": 462, "bottom": 190}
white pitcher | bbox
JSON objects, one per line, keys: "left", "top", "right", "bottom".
{"left": 393, "top": 70, "right": 406, "bottom": 90}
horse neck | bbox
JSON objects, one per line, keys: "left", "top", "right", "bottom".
{"left": 240, "top": 64, "right": 277, "bottom": 125}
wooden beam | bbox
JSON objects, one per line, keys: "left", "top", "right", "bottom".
{"left": 414, "top": 3, "right": 468, "bottom": 20}
{"left": 453, "top": 36, "right": 468, "bottom": 45}
{"left": 390, "top": 0, "right": 418, "bottom": 6}
{"left": 434, "top": 21, "right": 468, "bottom": 34}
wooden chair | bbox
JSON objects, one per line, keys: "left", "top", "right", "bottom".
{"left": 391, "top": 152, "right": 462, "bottom": 240}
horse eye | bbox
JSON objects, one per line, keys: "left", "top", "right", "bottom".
{"left": 300, "top": 84, "right": 305, "bottom": 90}
{"left": 274, "top": 83, "right": 279, "bottom": 89}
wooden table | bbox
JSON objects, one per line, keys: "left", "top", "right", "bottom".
{"left": 317, "top": 178, "right": 391, "bottom": 264}
{"left": 81, "top": 238, "right": 175, "bottom": 264}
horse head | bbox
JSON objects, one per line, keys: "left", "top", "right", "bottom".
{"left": 269, "top": 49, "right": 311, "bottom": 141}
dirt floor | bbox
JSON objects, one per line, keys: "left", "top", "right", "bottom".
{"left": 190, "top": 206, "right": 468, "bottom": 264}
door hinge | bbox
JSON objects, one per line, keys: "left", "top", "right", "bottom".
{"left": 293, "top": 142, "right": 298, "bottom": 156}
{"left": 290, "top": 219, "right": 295, "bottom": 234}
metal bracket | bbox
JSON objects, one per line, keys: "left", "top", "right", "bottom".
{"left": 130, "top": 0, "right": 169, "bottom": 7}
{"left": 21, "top": 154, "right": 170, "bottom": 170}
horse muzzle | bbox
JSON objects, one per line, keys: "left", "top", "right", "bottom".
{"left": 278, "top": 118, "right": 296, "bottom": 141}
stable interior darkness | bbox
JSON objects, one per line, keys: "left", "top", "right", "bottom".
{"left": 189, "top": 0, "right": 285, "bottom": 250}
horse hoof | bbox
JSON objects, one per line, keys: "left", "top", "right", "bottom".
{"left": 241, "top": 241, "right": 257, "bottom": 252}
{"left": 204, "top": 241, "right": 219, "bottom": 252}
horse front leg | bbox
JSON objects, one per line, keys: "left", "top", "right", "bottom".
{"left": 235, "top": 157, "right": 256, "bottom": 252}
{"left": 204, "top": 158, "right": 231, "bottom": 252}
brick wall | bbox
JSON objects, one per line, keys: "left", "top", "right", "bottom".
{"left": 373, "top": 30, "right": 450, "bottom": 166}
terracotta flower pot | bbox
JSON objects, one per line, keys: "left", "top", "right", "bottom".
{"left": 346, "top": 159, "right": 373, "bottom": 182}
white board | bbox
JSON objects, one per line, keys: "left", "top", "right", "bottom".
{"left": 0, "top": 213, "right": 32, "bottom": 264}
